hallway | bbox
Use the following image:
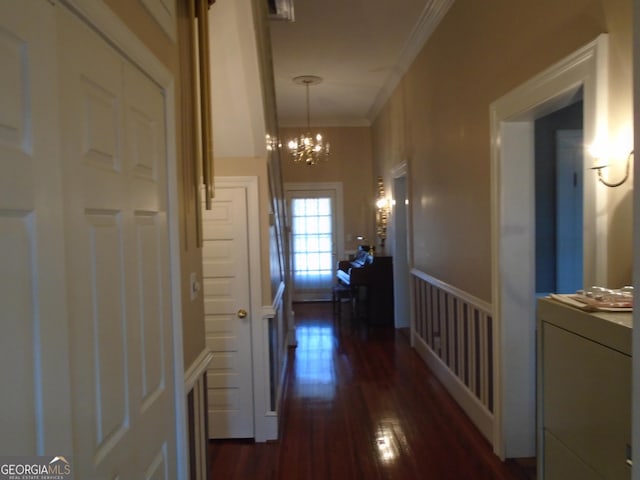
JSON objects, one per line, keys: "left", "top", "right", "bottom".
{"left": 208, "top": 302, "right": 534, "bottom": 479}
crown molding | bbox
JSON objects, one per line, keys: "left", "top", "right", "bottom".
{"left": 278, "top": 117, "right": 371, "bottom": 128}
{"left": 367, "top": 0, "right": 455, "bottom": 124}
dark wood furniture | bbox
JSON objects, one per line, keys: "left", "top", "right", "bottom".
{"left": 336, "top": 246, "right": 394, "bottom": 325}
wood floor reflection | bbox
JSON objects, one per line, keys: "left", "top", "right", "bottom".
{"left": 208, "top": 302, "right": 534, "bottom": 480}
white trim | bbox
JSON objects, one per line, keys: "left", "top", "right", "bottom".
{"left": 184, "top": 349, "right": 213, "bottom": 393}
{"left": 62, "top": 0, "right": 171, "bottom": 86}
{"left": 261, "top": 280, "right": 285, "bottom": 320}
{"left": 263, "top": 413, "right": 279, "bottom": 441}
{"left": 139, "top": 0, "right": 177, "bottom": 42}
{"left": 413, "top": 332, "right": 494, "bottom": 441}
{"left": 367, "top": 0, "right": 455, "bottom": 123}
{"left": 166, "top": 52, "right": 188, "bottom": 480}
{"left": 633, "top": 1, "right": 640, "bottom": 474}
{"left": 410, "top": 269, "right": 495, "bottom": 445}
{"left": 260, "top": 280, "right": 287, "bottom": 441}
{"left": 490, "top": 34, "right": 608, "bottom": 459}
{"left": 390, "top": 161, "right": 408, "bottom": 179}
{"left": 60, "top": 1, "right": 188, "bottom": 477}
{"left": 411, "top": 268, "right": 492, "bottom": 313}
{"left": 187, "top": 372, "right": 208, "bottom": 480}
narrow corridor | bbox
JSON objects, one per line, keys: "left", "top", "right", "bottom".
{"left": 208, "top": 302, "right": 534, "bottom": 479}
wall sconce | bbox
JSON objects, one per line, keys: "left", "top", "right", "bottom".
{"left": 590, "top": 149, "right": 634, "bottom": 188}
{"left": 375, "top": 176, "right": 390, "bottom": 248}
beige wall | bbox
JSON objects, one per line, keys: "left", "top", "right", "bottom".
{"left": 104, "top": 0, "right": 206, "bottom": 367}
{"left": 210, "top": 0, "right": 287, "bottom": 305}
{"left": 280, "top": 127, "right": 375, "bottom": 253}
{"left": 372, "top": 0, "right": 633, "bottom": 301}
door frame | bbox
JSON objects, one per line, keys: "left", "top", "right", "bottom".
{"left": 284, "top": 182, "right": 345, "bottom": 301}
{"left": 390, "top": 162, "right": 411, "bottom": 329}
{"left": 63, "top": 0, "right": 188, "bottom": 475}
{"left": 490, "top": 35, "right": 608, "bottom": 459}
{"left": 212, "top": 176, "right": 269, "bottom": 440}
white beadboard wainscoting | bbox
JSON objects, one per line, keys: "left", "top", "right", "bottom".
{"left": 184, "top": 349, "right": 213, "bottom": 480}
{"left": 410, "top": 269, "right": 495, "bottom": 444}
{"left": 262, "top": 281, "right": 288, "bottom": 440}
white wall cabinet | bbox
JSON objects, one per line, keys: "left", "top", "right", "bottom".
{"left": 537, "top": 298, "right": 632, "bottom": 479}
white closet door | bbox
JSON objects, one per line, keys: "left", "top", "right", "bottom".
{"left": 58, "top": 6, "right": 177, "bottom": 479}
{"left": 0, "top": 3, "right": 73, "bottom": 456}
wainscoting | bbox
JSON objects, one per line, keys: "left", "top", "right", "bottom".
{"left": 411, "top": 269, "right": 495, "bottom": 443}
{"left": 261, "top": 281, "right": 288, "bottom": 440}
{"left": 184, "top": 350, "right": 213, "bottom": 480}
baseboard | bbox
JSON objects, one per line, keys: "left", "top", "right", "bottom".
{"left": 413, "top": 332, "right": 494, "bottom": 443}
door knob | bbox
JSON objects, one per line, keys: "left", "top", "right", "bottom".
{"left": 237, "top": 309, "right": 247, "bottom": 318}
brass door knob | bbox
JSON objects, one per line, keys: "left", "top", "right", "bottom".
{"left": 237, "top": 309, "right": 247, "bottom": 318}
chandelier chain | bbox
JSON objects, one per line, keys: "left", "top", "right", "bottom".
{"left": 287, "top": 76, "right": 330, "bottom": 165}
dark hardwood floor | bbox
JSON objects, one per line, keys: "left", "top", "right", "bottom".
{"left": 208, "top": 302, "right": 535, "bottom": 479}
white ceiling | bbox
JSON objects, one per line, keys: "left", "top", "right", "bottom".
{"left": 268, "top": 0, "right": 454, "bottom": 127}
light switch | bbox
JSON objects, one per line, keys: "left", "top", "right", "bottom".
{"left": 190, "top": 272, "right": 200, "bottom": 300}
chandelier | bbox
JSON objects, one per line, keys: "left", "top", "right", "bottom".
{"left": 287, "top": 75, "right": 329, "bottom": 165}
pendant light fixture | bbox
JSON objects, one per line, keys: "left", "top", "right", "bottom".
{"left": 287, "top": 75, "right": 329, "bottom": 165}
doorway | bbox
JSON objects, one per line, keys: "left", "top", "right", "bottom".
{"left": 392, "top": 165, "right": 410, "bottom": 329}
{"left": 285, "top": 182, "right": 344, "bottom": 302}
{"left": 535, "top": 101, "right": 584, "bottom": 296}
{"left": 490, "top": 35, "right": 607, "bottom": 458}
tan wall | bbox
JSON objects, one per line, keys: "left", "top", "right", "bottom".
{"left": 251, "top": 0, "right": 289, "bottom": 299}
{"left": 210, "top": 0, "right": 286, "bottom": 305}
{"left": 280, "top": 127, "right": 375, "bottom": 253}
{"left": 104, "top": 0, "right": 206, "bottom": 368}
{"left": 372, "top": 0, "right": 633, "bottom": 301}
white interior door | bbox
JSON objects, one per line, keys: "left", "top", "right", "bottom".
{"left": 202, "top": 183, "right": 254, "bottom": 438}
{"left": 392, "top": 175, "right": 410, "bottom": 329}
{"left": 0, "top": 2, "right": 73, "bottom": 456}
{"left": 556, "top": 130, "right": 584, "bottom": 293}
{"left": 58, "top": 7, "right": 177, "bottom": 478}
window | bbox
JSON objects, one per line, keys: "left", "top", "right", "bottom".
{"left": 291, "top": 197, "right": 333, "bottom": 295}
{"left": 285, "top": 183, "right": 343, "bottom": 302}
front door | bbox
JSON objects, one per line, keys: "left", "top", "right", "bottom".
{"left": 202, "top": 182, "right": 254, "bottom": 438}
{"left": 286, "top": 189, "right": 338, "bottom": 302}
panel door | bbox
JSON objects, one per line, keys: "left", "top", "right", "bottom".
{"left": 0, "top": 1, "right": 73, "bottom": 456}
{"left": 202, "top": 185, "right": 254, "bottom": 438}
{"left": 555, "top": 129, "right": 584, "bottom": 293}
{"left": 58, "top": 7, "right": 177, "bottom": 478}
